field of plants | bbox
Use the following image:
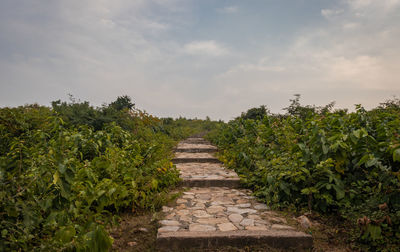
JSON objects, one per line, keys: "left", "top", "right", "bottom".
{"left": 207, "top": 96, "right": 400, "bottom": 251}
{"left": 0, "top": 96, "right": 215, "bottom": 251}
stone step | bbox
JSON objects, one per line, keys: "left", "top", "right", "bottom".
{"left": 173, "top": 152, "right": 221, "bottom": 164}
{"left": 172, "top": 158, "right": 221, "bottom": 163}
{"left": 175, "top": 148, "right": 217, "bottom": 153}
{"left": 181, "top": 138, "right": 209, "bottom": 144}
{"left": 181, "top": 178, "right": 240, "bottom": 188}
{"left": 175, "top": 142, "right": 218, "bottom": 153}
{"left": 159, "top": 138, "right": 313, "bottom": 250}
{"left": 157, "top": 230, "right": 313, "bottom": 251}
{"left": 176, "top": 162, "right": 240, "bottom": 188}
{"left": 156, "top": 187, "right": 313, "bottom": 251}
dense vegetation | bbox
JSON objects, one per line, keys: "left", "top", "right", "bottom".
{"left": 0, "top": 96, "right": 215, "bottom": 251}
{"left": 208, "top": 96, "right": 400, "bottom": 250}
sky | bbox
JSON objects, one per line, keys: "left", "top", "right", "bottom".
{"left": 0, "top": 0, "right": 399, "bottom": 121}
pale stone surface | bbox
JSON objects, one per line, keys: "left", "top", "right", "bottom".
{"left": 228, "top": 214, "right": 244, "bottom": 223}
{"left": 162, "top": 206, "right": 173, "bottom": 213}
{"left": 218, "top": 222, "right": 238, "bottom": 231}
{"left": 245, "top": 225, "right": 268, "bottom": 231}
{"left": 255, "top": 219, "right": 270, "bottom": 225}
{"left": 157, "top": 139, "right": 300, "bottom": 237}
{"left": 197, "top": 194, "right": 211, "bottom": 200}
{"left": 297, "top": 215, "right": 312, "bottom": 229}
{"left": 248, "top": 214, "right": 261, "bottom": 220}
{"left": 193, "top": 210, "right": 212, "bottom": 218}
{"left": 176, "top": 163, "right": 238, "bottom": 180}
{"left": 177, "top": 210, "right": 190, "bottom": 216}
{"left": 189, "top": 224, "right": 217, "bottom": 232}
{"left": 271, "top": 224, "right": 295, "bottom": 230}
{"left": 175, "top": 152, "right": 216, "bottom": 159}
{"left": 236, "top": 199, "right": 250, "bottom": 204}
{"left": 158, "top": 226, "right": 180, "bottom": 232}
{"left": 197, "top": 217, "right": 229, "bottom": 225}
{"left": 160, "top": 220, "right": 180, "bottom": 226}
{"left": 206, "top": 205, "right": 225, "bottom": 214}
{"left": 158, "top": 187, "right": 299, "bottom": 234}
{"left": 240, "top": 218, "right": 255, "bottom": 226}
{"left": 176, "top": 199, "right": 187, "bottom": 204}
{"left": 165, "top": 213, "right": 175, "bottom": 219}
{"left": 176, "top": 143, "right": 217, "bottom": 150}
{"left": 227, "top": 207, "right": 257, "bottom": 215}
{"left": 254, "top": 204, "right": 269, "bottom": 210}
{"left": 180, "top": 215, "right": 192, "bottom": 222}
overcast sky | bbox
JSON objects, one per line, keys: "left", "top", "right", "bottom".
{"left": 1, "top": 0, "right": 399, "bottom": 120}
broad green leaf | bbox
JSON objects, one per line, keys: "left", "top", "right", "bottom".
{"left": 53, "top": 171, "right": 60, "bottom": 185}
{"left": 366, "top": 224, "right": 382, "bottom": 241}
{"left": 85, "top": 225, "right": 113, "bottom": 252}
{"left": 322, "top": 144, "right": 328, "bottom": 154}
{"left": 55, "top": 226, "right": 76, "bottom": 243}
{"left": 393, "top": 148, "right": 400, "bottom": 162}
{"left": 353, "top": 129, "right": 361, "bottom": 139}
{"left": 357, "top": 154, "right": 370, "bottom": 167}
{"left": 365, "top": 158, "right": 378, "bottom": 168}
{"left": 151, "top": 178, "right": 158, "bottom": 190}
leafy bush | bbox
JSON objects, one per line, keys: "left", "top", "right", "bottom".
{"left": 208, "top": 97, "right": 400, "bottom": 250}
{"left": 0, "top": 96, "right": 216, "bottom": 251}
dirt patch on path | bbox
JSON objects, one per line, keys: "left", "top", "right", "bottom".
{"left": 110, "top": 211, "right": 161, "bottom": 252}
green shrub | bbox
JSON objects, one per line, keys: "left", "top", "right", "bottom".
{"left": 208, "top": 97, "right": 400, "bottom": 250}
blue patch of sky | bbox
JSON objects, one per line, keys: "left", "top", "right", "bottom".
{"left": 178, "top": 0, "right": 335, "bottom": 49}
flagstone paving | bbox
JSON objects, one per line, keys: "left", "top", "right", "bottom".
{"left": 174, "top": 152, "right": 216, "bottom": 159}
{"left": 159, "top": 187, "right": 293, "bottom": 233}
{"left": 174, "top": 147, "right": 239, "bottom": 187}
{"left": 157, "top": 137, "right": 312, "bottom": 251}
{"left": 176, "top": 142, "right": 217, "bottom": 153}
{"left": 176, "top": 163, "right": 238, "bottom": 181}
{"left": 172, "top": 151, "right": 222, "bottom": 164}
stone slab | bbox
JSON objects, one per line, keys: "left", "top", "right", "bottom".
{"left": 157, "top": 230, "right": 313, "bottom": 251}
{"left": 180, "top": 178, "right": 241, "bottom": 188}
{"left": 172, "top": 158, "right": 222, "bottom": 164}
{"left": 176, "top": 143, "right": 217, "bottom": 153}
{"left": 181, "top": 138, "right": 209, "bottom": 144}
{"left": 174, "top": 152, "right": 216, "bottom": 159}
{"left": 176, "top": 163, "right": 237, "bottom": 178}
{"left": 158, "top": 187, "right": 294, "bottom": 233}
{"left": 175, "top": 148, "right": 217, "bottom": 153}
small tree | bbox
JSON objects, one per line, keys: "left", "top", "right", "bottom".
{"left": 241, "top": 105, "right": 268, "bottom": 120}
{"left": 109, "top": 96, "right": 135, "bottom": 111}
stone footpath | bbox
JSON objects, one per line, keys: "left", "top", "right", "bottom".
{"left": 157, "top": 137, "right": 312, "bottom": 251}
{"left": 175, "top": 142, "right": 217, "bottom": 153}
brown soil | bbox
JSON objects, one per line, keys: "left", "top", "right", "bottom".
{"left": 282, "top": 210, "right": 356, "bottom": 252}
{"left": 109, "top": 211, "right": 161, "bottom": 252}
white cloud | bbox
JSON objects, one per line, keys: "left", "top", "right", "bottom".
{"left": 220, "top": 58, "right": 285, "bottom": 78}
{"left": 321, "top": 8, "right": 344, "bottom": 19}
{"left": 213, "top": 0, "right": 400, "bottom": 117}
{"left": 342, "top": 22, "right": 360, "bottom": 29}
{"left": 218, "top": 6, "right": 238, "bottom": 14}
{"left": 347, "top": 0, "right": 400, "bottom": 11}
{"left": 183, "top": 40, "right": 229, "bottom": 56}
